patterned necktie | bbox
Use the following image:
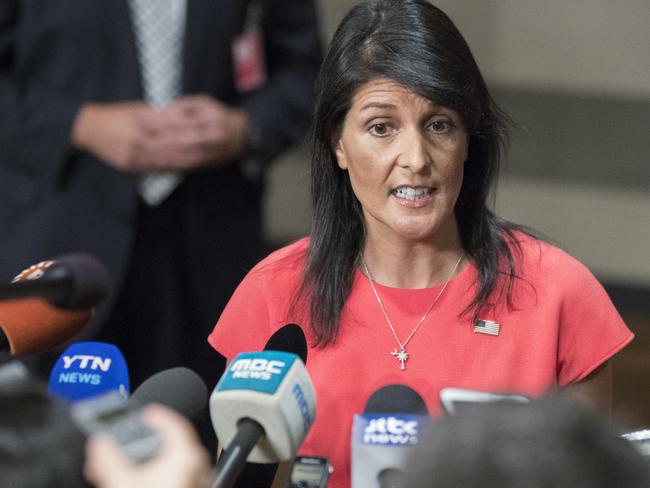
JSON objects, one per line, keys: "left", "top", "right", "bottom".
{"left": 129, "top": 0, "right": 186, "bottom": 206}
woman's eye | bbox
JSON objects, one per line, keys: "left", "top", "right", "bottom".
{"left": 369, "top": 123, "right": 392, "bottom": 136}
{"left": 429, "top": 119, "right": 452, "bottom": 134}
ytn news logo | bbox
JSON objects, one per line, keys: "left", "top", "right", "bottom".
{"left": 57, "top": 355, "right": 112, "bottom": 385}
{"left": 62, "top": 355, "right": 112, "bottom": 371}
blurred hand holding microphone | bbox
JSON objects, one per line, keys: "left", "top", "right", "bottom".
{"left": 0, "top": 255, "right": 322, "bottom": 487}
{"left": 0, "top": 253, "right": 320, "bottom": 488}
{"left": 62, "top": 324, "right": 317, "bottom": 488}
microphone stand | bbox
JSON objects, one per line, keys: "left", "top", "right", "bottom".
{"left": 213, "top": 418, "right": 265, "bottom": 488}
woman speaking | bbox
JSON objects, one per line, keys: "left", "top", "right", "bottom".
{"left": 208, "top": 1, "right": 633, "bottom": 486}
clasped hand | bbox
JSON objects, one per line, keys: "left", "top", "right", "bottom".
{"left": 72, "top": 95, "right": 249, "bottom": 172}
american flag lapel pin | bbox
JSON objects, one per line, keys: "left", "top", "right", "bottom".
{"left": 474, "top": 319, "right": 500, "bottom": 336}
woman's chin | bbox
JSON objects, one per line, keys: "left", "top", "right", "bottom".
{"left": 383, "top": 213, "right": 458, "bottom": 244}
{"left": 387, "top": 222, "right": 442, "bottom": 243}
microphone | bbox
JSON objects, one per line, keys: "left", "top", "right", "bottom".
{"left": 48, "top": 342, "right": 129, "bottom": 402}
{"left": 0, "top": 360, "right": 30, "bottom": 387}
{"left": 69, "top": 365, "right": 207, "bottom": 466}
{"left": 211, "top": 324, "right": 315, "bottom": 488}
{"left": 351, "top": 384, "right": 430, "bottom": 488}
{"left": 231, "top": 323, "right": 308, "bottom": 487}
{"left": 0, "top": 254, "right": 110, "bottom": 308}
{"left": 622, "top": 429, "right": 650, "bottom": 461}
{"left": 0, "top": 254, "right": 110, "bottom": 355}
{"left": 129, "top": 367, "right": 208, "bottom": 423}
{"left": 71, "top": 370, "right": 209, "bottom": 466}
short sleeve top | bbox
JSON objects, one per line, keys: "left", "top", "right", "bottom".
{"left": 208, "top": 234, "right": 633, "bottom": 488}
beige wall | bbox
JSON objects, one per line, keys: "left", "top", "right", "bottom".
{"left": 318, "top": 1, "right": 650, "bottom": 98}
{"left": 427, "top": 1, "right": 650, "bottom": 98}
{"left": 265, "top": 1, "right": 650, "bottom": 287}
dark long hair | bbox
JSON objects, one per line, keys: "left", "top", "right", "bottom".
{"left": 299, "top": 0, "right": 528, "bottom": 345}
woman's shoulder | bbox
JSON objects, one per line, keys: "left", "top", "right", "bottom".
{"left": 506, "top": 229, "right": 599, "bottom": 288}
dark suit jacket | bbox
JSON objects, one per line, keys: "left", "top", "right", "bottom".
{"left": 0, "top": 0, "right": 322, "bottom": 337}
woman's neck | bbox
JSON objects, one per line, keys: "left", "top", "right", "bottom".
{"left": 361, "top": 228, "right": 465, "bottom": 289}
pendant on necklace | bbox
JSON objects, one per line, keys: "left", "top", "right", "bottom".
{"left": 390, "top": 347, "right": 409, "bottom": 371}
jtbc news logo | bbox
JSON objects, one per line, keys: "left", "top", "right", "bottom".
{"left": 362, "top": 415, "right": 425, "bottom": 446}
{"left": 58, "top": 355, "right": 111, "bottom": 385}
{"left": 230, "top": 357, "right": 286, "bottom": 381}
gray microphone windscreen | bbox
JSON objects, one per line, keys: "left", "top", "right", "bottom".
{"left": 129, "top": 367, "right": 208, "bottom": 422}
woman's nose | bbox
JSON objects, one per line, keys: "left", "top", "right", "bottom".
{"left": 396, "top": 128, "right": 431, "bottom": 173}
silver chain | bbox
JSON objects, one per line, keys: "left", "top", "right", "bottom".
{"left": 361, "top": 252, "right": 464, "bottom": 350}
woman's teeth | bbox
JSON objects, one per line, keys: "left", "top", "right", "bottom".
{"left": 392, "top": 187, "right": 432, "bottom": 200}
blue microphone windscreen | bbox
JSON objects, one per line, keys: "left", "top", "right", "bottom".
{"left": 48, "top": 341, "right": 129, "bottom": 402}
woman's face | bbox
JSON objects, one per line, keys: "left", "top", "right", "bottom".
{"left": 334, "top": 79, "right": 468, "bottom": 246}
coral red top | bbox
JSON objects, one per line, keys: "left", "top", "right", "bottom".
{"left": 209, "top": 234, "right": 633, "bottom": 487}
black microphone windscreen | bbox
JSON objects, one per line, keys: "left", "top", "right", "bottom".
{"left": 263, "top": 323, "right": 307, "bottom": 364}
{"left": 54, "top": 254, "right": 111, "bottom": 309}
{"left": 129, "top": 367, "right": 208, "bottom": 422}
{"left": 364, "top": 384, "right": 428, "bottom": 415}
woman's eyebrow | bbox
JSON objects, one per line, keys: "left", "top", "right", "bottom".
{"left": 359, "top": 101, "right": 397, "bottom": 111}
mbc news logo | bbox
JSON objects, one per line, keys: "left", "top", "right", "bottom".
{"left": 230, "top": 357, "right": 285, "bottom": 381}
{"left": 292, "top": 383, "right": 312, "bottom": 435}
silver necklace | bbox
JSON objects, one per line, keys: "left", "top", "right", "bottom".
{"left": 361, "top": 252, "right": 464, "bottom": 371}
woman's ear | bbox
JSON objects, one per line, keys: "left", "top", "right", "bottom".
{"left": 463, "top": 134, "right": 471, "bottom": 164}
{"left": 332, "top": 136, "right": 348, "bottom": 170}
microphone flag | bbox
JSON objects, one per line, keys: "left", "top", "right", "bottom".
{"left": 352, "top": 384, "right": 431, "bottom": 488}
{"left": 211, "top": 350, "right": 316, "bottom": 464}
{"left": 217, "top": 323, "right": 310, "bottom": 487}
{"left": 352, "top": 413, "right": 431, "bottom": 488}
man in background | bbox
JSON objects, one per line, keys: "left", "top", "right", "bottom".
{"left": 0, "top": 0, "right": 322, "bottom": 388}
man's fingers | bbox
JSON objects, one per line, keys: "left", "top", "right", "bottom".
{"left": 84, "top": 434, "right": 132, "bottom": 487}
{"left": 165, "top": 95, "right": 216, "bottom": 115}
{"left": 140, "top": 404, "right": 211, "bottom": 469}
{"left": 141, "top": 404, "right": 198, "bottom": 442}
